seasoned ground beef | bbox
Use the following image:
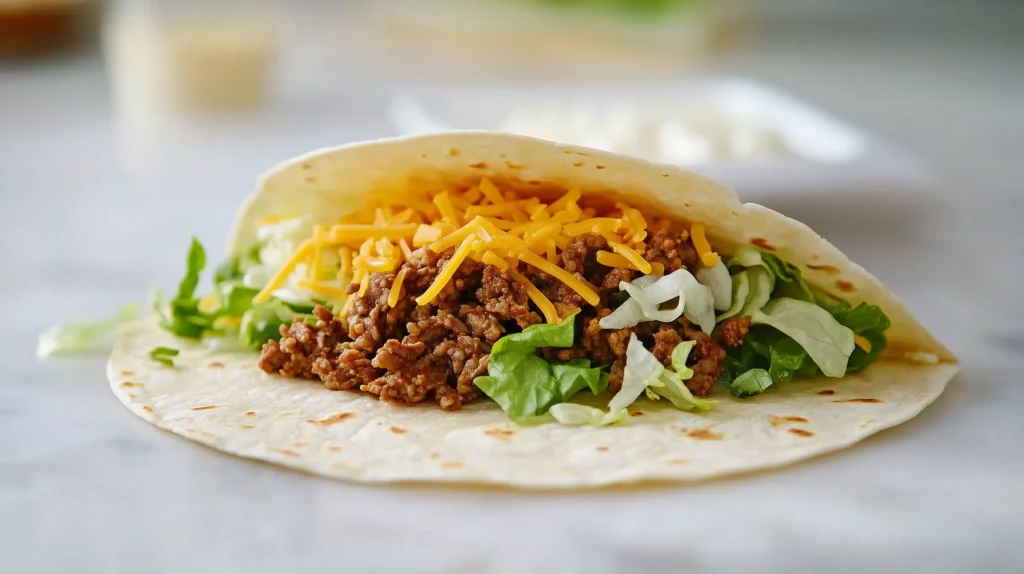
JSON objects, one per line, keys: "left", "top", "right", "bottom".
{"left": 717, "top": 315, "right": 752, "bottom": 348}
{"left": 258, "top": 229, "right": 727, "bottom": 408}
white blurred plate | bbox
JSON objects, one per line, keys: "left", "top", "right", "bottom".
{"left": 388, "top": 77, "right": 932, "bottom": 215}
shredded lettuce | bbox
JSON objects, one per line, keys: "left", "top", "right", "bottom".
{"left": 600, "top": 269, "right": 716, "bottom": 333}
{"left": 751, "top": 298, "right": 855, "bottom": 378}
{"left": 695, "top": 258, "right": 732, "bottom": 311}
{"left": 239, "top": 300, "right": 315, "bottom": 350}
{"left": 36, "top": 303, "right": 139, "bottom": 359}
{"left": 149, "top": 346, "right": 179, "bottom": 367}
{"left": 717, "top": 249, "right": 892, "bottom": 396}
{"left": 656, "top": 341, "right": 717, "bottom": 411}
{"left": 730, "top": 368, "right": 773, "bottom": 398}
{"left": 474, "top": 316, "right": 608, "bottom": 420}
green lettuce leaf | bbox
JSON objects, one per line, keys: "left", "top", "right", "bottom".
{"left": 36, "top": 303, "right": 139, "bottom": 359}
{"left": 239, "top": 300, "right": 314, "bottom": 350}
{"left": 158, "top": 238, "right": 216, "bottom": 339}
{"left": 834, "top": 302, "right": 891, "bottom": 372}
{"left": 474, "top": 317, "right": 607, "bottom": 420}
{"left": 759, "top": 252, "right": 814, "bottom": 302}
{"left": 751, "top": 298, "right": 855, "bottom": 378}
{"left": 149, "top": 346, "right": 179, "bottom": 367}
{"left": 730, "top": 368, "right": 774, "bottom": 398}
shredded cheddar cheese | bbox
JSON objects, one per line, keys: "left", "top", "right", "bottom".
{"left": 508, "top": 268, "right": 559, "bottom": 324}
{"left": 690, "top": 222, "right": 719, "bottom": 267}
{"left": 253, "top": 177, "right": 726, "bottom": 324}
{"left": 388, "top": 269, "right": 408, "bottom": 308}
{"left": 417, "top": 235, "right": 476, "bottom": 305}
{"left": 608, "top": 242, "right": 652, "bottom": 275}
{"left": 854, "top": 335, "right": 872, "bottom": 353}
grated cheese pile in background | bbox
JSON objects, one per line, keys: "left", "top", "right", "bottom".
{"left": 254, "top": 178, "right": 718, "bottom": 324}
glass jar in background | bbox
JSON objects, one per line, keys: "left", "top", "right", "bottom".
{"left": 103, "top": 0, "right": 280, "bottom": 126}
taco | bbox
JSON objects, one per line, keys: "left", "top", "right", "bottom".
{"left": 107, "top": 132, "right": 956, "bottom": 488}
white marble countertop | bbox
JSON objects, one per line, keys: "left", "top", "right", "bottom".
{"left": 3, "top": 2, "right": 1023, "bottom": 572}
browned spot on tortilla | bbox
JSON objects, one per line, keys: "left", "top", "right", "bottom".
{"left": 120, "top": 370, "right": 135, "bottom": 376}
{"left": 526, "top": 180, "right": 542, "bottom": 186}
{"left": 684, "top": 202, "right": 691, "bottom": 207}
{"left": 573, "top": 161, "right": 584, "bottom": 167}
{"left": 668, "top": 458, "right": 689, "bottom": 465}
{"left": 440, "top": 461, "right": 463, "bottom": 469}
{"left": 276, "top": 411, "right": 297, "bottom": 418}
{"left": 630, "top": 411, "right": 644, "bottom": 417}
{"left": 120, "top": 381, "right": 141, "bottom": 388}
{"left": 301, "top": 162, "right": 312, "bottom": 170}
{"left": 266, "top": 447, "right": 301, "bottom": 458}
{"left": 186, "top": 428, "right": 218, "bottom": 439}
{"left": 468, "top": 161, "right": 487, "bottom": 169}
{"left": 429, "top": 452, "right": 441, "bottom": 459}
{"left": 807, "top": 263, "right": 841, "bottom": 275}
{"left": 239, "top": 425, "right": 254, "bottom": 430}
{"left": 836, "top": 280, "right": 855, "bottom": 292}
{"left": 834, "top": 398, "right": 884, "bottom": 404}
{"left": 788, "top": 428, "right": 814, "bottom": 437}
{"left": 770, "top": 416, "right": 809, "bottom": 427}
{"left": 293, "top": 442, "right": 310, "bottom": 448}
{"left": 389, "top": 426, "right": 407, "bottom": 434}
{"left": 190, "top": 405, "right": 218, "bottom": 411}
{"left": 326, "top": 446, "right": 342, "bottom": 452}
{"left": 307, "top": 412, "right": 356, "bottom": 426}
{"left": 817, "top": 389, "right": 836, "bottom": 395}
{"left": 447, "top": 148, "right": 460, "bottom": 157}
{"left": 595, "top": 165, "right": 606, "bottom": 170}
{"left": 499, "top": 153, "right": 507, "bottom": 158}
{"left": 484, "top": 429, "right": 516, "bottom": 439}
{"left": 860, "top": 419, "right": 875, "bottom": 429}
{"left": 595, "top": 446, "right": 609, "bottom": 452}
{"left": 686, "top": 428, "right": 723, "bottom": 441}
{"left": 208, "top": 361, "right": 225, "bottom": 369}
{"left": 575, "top": 151, "right": 591, "bottom": 157}
{"left": 661, "top": 173, "right": 670, "bottom": 178}
{"left": 127, "top": 393, "right": 136, "bottom": 399}
{"left": 245, "top": 411, "right": 256, "bottom": 416}
{"left": 305, "top": 176, "right": 316, "bottom": 183}
{"left": 331, "top": 462, "right": 349, "bottom": 470}
{"left": 142, "top": 406, "right": 153, "bottom": 414}
{"left": 420, "top": 153, "right": 428, "bottom": 159}
{"left": 563, "top": 149, "right": 572, "bottom": 154}
{"left": 750, "top": 237, "right": 776, "bottom": 251}
{"left": 505, "top": 161, "right": 524, "bottom": 169}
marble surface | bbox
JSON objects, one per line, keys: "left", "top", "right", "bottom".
{"left": 3, "top": 3, "right": 1024, "bottom": 573}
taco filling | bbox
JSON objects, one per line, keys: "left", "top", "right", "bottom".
{"left": 156, "top": 178, "right": 890, "bottom": 423}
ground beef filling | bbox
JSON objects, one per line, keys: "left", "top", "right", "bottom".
{"left": 258, "top": 230, "right": 747, "bottom": 410}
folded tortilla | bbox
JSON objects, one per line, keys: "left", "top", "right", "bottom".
{"left": 108, "top": 132, "right": 957, "bottom": 488}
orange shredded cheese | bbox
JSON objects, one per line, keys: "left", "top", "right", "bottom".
{"left": 388, "top": 269, "right": 408, "bottom": 308}
{"left": 481, "top": 251, "right": 509, "bottom": 271}
{"left": 508, "top": 268, "right": 559, "bottom": 324}
{"left": 252, "top": 177, "right": 728, "bottom": 325}
{"left": 479, "top": 178, "right": 505, "bottom": 204}
{"left": 254, "top": 239, "right": 314, "bottom": 303}
{"left": 854, "top": 335, "right": 872, "bottom": 353}
{"left": 608, "top": 241, "right": 652, "bottom": 274}
{"left": 297, "top": 280, "right": 349, "bottom": 300}
{"left": 517, "top": 250, "right": 600, "bottom": 306}
{"left": 398, "top": 238, "right": 413, "bottom": 260}
{"left": 416, "top": 235, "right": 476, "bottom": 306}
{"left": 690, "top": 222, "right": 718, "bottom": 267}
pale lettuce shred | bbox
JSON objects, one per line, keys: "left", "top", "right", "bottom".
{"left": 36, "top": 304, "right": 139, "bottom": 359}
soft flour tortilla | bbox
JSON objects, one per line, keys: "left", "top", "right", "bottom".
{"left": 109, "top": 132, "right": 957, "bottom": 488}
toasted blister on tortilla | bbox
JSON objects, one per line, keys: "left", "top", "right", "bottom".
{"left": 110, "top": 132, "right": 956, "bottom": 488}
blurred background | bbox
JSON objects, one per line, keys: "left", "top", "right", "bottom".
{"left": 3, "top": 2, "right": 1024, "bottom": 572}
